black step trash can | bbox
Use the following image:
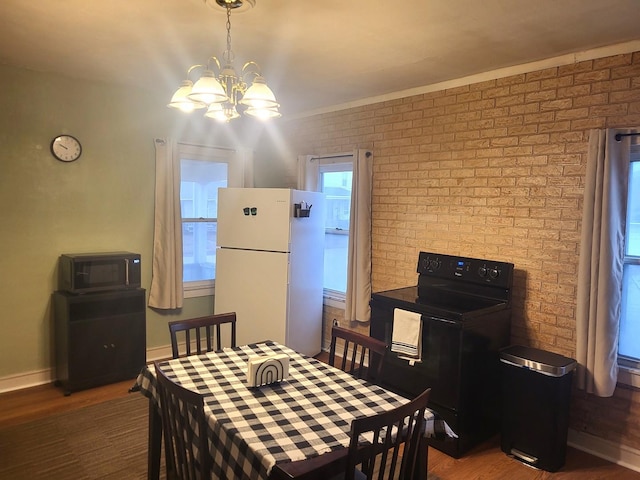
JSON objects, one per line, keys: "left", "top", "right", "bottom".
{"left": 499, "top": 345, "right": 577, "bottom": 472}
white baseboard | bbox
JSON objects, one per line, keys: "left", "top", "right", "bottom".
{"left": 568, "top": 428, "right": 640, "bottom": 473}
{"left": 0, "top": 344, "right": 174, "bottom": 394}
{"left": 0, "top": 368, "right": 54, "bottom": 394}
{"left": 145, "top": 344, "right": 174, "bottom": 363}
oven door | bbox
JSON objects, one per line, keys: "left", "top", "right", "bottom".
{"left": 370, "top": 300, "right": 462, "bottom": 411}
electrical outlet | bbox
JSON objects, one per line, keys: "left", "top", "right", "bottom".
{"left": 333, "top": 319, "right": 339, "bottom": 327}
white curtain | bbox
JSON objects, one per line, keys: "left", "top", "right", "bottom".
{"left": 148, "top": 138, "right": 184, "bottom": 309}
{"left": 298, "top": 149, "right": 373, "bottom": 323}
{"left": 345, "top": 150, "right": 373, "bottom": 323}
{"left": 576, "top": 129, "right": 630, "bottom": 396}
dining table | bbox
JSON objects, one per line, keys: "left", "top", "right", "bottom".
{"left": 135, "top": 340, "right": 450, "bottom": 480}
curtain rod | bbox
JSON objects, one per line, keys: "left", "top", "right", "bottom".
{"left": 309, "top": 151, "right": 372, "bottom": 161}
{"left": 615, "top": 132, "right": 640, "bottom": 141}
{"left": 309, "top": 154, "right": 352, "bottom": 160}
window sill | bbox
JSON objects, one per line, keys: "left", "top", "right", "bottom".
{"left": 323, "top": 290, "right": 345, "bottom": 308}
{"left": 618, "top": 365, "right": 640, "bottom": 389}
{"left": 184, "top": 282, "right": 214, "bottom": 298}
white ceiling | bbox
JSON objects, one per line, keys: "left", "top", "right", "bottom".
{"left": 1, "top": 0, "right": 640, "bottom": 117}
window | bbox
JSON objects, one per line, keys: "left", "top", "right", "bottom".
{"left": 181, "top": 160, "right": 227, "bottom": 282}
{"left": 318, "top": 157, "right": 353, "bottom": 295}
{"left": 620, "top": 144, "right": 640, "bottom": 370}
{"left": 177, "top": 143, "right": 245, "bottom": 298}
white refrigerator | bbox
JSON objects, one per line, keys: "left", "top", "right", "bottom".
{"left": 213, "top": 188, "right": 325, "bottom": 357}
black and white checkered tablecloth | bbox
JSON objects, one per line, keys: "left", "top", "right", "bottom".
{"left": 136, "top": 341, "right": 444, "bottom": 480}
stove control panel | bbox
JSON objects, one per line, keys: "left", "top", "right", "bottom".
{"left": 417, "top": 251, "right": 514, "bottom": 288}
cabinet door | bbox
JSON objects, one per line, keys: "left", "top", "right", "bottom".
{"left": 68, "top": 318, "right": 119, "bottom": 385}
{"left": 68, "top": 313, "right": 145, "bottom": 387}
{"left": 113, "top": 313, "right": 146, "bottom": 377}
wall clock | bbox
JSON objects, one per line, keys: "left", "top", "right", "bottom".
{"left": 51, "top": 134, "right": 82, "bottom": 162}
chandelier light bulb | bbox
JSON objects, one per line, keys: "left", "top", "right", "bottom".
{"left": 222, "top": 103, "right": 241, "bottom": 121}
{"left": 204, "top": 103, "right": 227, "bottom": 121}
{"left": 168, "top": 80, "right": 206, "bottom": 112}
{"left": 245, "top": 106, "right": 282, "bottom": 120}
{"left": 239, "top": 76, "right": 279, "bottom": 110}
{"left": 204, "top": 102, "right": 240, "bottom": 122}
{"left": 188, "top": 70, "right": 228, "bottom": 105}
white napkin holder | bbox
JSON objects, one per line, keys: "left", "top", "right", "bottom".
{"left": 246, "top": 354, "right": 290, "bottom": 388}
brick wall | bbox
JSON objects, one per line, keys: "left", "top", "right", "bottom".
{"left": 275, "top": 51, "right": 640, "bottom": 452}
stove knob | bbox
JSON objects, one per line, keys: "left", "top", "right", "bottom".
{"left": 429, "top": 259, "right": 440, "bottom": 270}
{"left": 489, "top": 267, "right": 500, "bottom": 279}
{"left": 478, "top": 266, "right": 487, "bottom": 277}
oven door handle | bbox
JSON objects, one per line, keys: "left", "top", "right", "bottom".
{"left": 423, "top": 315, "right": 461, "bottom": 327}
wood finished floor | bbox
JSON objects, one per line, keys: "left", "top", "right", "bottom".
{"left": 1, "top": 365, "right": 639, "bottom": 479}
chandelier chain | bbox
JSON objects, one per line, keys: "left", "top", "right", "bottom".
{"left": 224, "top": 5, "right": 233, "bottom": 65}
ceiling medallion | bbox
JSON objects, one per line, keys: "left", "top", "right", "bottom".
{"left": 207, "top": 0, "right": 256, "bottom": 12}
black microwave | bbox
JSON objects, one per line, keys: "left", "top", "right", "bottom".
{"left": 59, "top": 252, "right": 141, "bottom": 294}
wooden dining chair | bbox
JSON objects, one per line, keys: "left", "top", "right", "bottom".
{"left": 344, "top": 387, "right": 432, "bottom": 480}
{"left": 154, "top": 361, "right": 212, "bottom": 480}
{"left": 329, "top": 326, "right": 388, "bottom": 381}
{"left": 168, "top": 312, "right": 237, "bottom": 359}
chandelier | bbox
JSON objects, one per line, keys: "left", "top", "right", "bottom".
{"left": 167, "top": 0, "right": 281, "bottom": 122}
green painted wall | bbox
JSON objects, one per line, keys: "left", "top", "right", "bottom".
{"left": 0, "top": 64, "right": 290, "bottom": 381}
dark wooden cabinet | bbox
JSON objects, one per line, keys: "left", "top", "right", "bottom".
{"left": 54, "top": 288, "right": 146, "bottom": 395}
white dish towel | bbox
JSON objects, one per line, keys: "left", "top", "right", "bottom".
{"left": 391, "top": 308, "right": 423, "bottom": 363}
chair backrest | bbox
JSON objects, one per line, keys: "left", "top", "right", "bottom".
{"left": 154, "top": 361, "right": 212, "bottom": 480}
{"left": 345, "top": 388, "right": 431, "bottom": 480}
{"left": 329, "top": 326, "right": 387, "bottom": 381}
{"left": 168, "top": 312, "right": 237, "bottom": 359}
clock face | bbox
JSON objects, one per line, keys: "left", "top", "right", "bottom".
{"left": 51, "top": 135, "right": 82, "bottom": 162}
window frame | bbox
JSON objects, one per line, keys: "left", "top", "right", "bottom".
{"left": 618, "top": 143, "right": 640, "bottom": 388}
{"left": 316, "top": 155, "right": 354, "bottom": 302}
{"left": 176, "top": 142, "right": 245, "bottom": 298}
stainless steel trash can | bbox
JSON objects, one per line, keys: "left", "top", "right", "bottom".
{"left": 499, "top": 345, "right": 577, "bottom": 472}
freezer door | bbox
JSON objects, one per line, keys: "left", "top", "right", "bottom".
{"left": 214, "top": 248, "right": 289, "bottom": 347}
{"left": 217, "top": 188, "right": 292, "bottom": 252}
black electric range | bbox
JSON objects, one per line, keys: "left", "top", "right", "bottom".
{"left": 370, "top": 251, "right": 514, "bottom": 458}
